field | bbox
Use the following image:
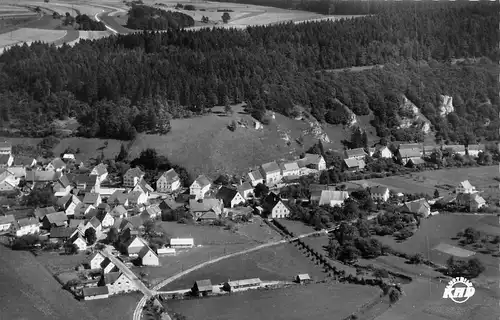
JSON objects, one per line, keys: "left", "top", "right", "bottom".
{"left": 34, "top": 250, "right": 90, "bottom": 274}
{"left": 0, "top": 27, "right": 66, "bottom": 48}
{"left": 277, "top": 219, "right": 317, "bottom": 235}
{"left": 168, "top": 282, "right": 380, "bottom": 320}
{"left": 163, "top": 243, "right": 327, "bottom": 290}
{"left": 52, "top": 136, "right": 123, "bottom": 161}
{"left": 86, "top": 292, "right": 142, "bottom": 320}
{"left": 0, "top": 245, "right": 97, "bottom": 320}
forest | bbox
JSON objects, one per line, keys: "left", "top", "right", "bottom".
{"left": 0, "top": 2, "right": 497, "bottom": 143}
{"left": 126, "top": 4, "right": 195, "bottom": 30}
{"left": 75, "top": 14, "right": 106, "bottom": 31}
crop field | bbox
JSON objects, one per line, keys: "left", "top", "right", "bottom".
{"left": 0, "top": 27, "right": 66, "bottom": 48}
{"left": 163, "top": 243, "right": 327, "bottom": 290}
{"left": 86, "top": 292, "right": 142, "bottom": 320}
{"left": 168, "top": 282, "right": 380, "bottom": 320}
{"left": 0, "top": 246, "right": 97, "bottom": 320}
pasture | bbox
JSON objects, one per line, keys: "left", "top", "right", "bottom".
{"left": 35, "top": 250, "right": 90, "bottom": 274}
{"left": 0, "top": 27, "right": 66, "bottom": 48}
{"left": 52, "top": 136, "right": 123, "bottom": 161}
{"left": 168, "top": 282, "right": 380, "bottom": 320}
{"left": 277, "top": 219, "right": 317, "bottom": 235}
{"left": 162, "top": 243, "right": 327, "bottom": 290}
{"left": 86, "top": 292, "right": 142, "bottom": 320}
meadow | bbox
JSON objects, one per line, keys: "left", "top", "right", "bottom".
{"left": 0, "top": 27, "right": 66, "bottom": 48}
{"left": 86, "top": 292, "right": 142, "bottom": 320}
{"left": 168, "top": 282, "right": 380, "bottom": 320}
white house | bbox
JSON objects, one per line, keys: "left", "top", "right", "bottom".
{"left": 13, "top": 218, "right": 40, "bottom": 237}
{"left": 170, "top": 238, "right": 194, "bottom": 248}
{"left": 132, "top": 179, "right": 154, "bottom": 197}
{"left": 123, "top": 167, "right": 145, "bottom": 188}
{"left": 370, "top": 186, "right": 390, "bottom": 202}
{"left": 156, "top": 168, "right": 181, "bottom": 193}
{"left": 139, "top": 246, "right": 160, "bottom": 266}
{"left": 247, "top": 170, "right": 264, "bottom": 187}
{"left": 374, "top": 145, "right": 393, "bottom": 158}
{"left": 70, "top": 233, "right": 87, "bottom": 251}
{"left": 84, "top": 216, "right": 102, "bottom": 236}
{"left": 97, "top": 211, "right": 114, "bottom": 229}
{"left": 467, "top": 144, "right": 484, "bottom": 157}
{"left": 83, "top": 192, "right": 102, "bottom": 207}
{"left": 280, "top": 162, "right": 300, "bottom": 177}
{"left": 46, "top": 158, "right": 66, "bottom": 172}
{"left": 237, "top": 182, "right": 254, "bottom": 200}
{"left": 456, "top": 180, "right": 476, "bottom": 194}
{"left": 89, "top": 251, "right": 106, "bottom": 270}
{"left": 157, "top": 247, "right": 176, "bottom": 256}
{"left": 262, "top": 193, "right": 290, "bottom": 219}
{"left": 104, "top": 272, "right": 138, "bottom": 295}
{"left": 127, "top": 191, "right": 148, "bottom": 206}
{"left": 125, "top": 236, "right": 147, "bottom": 256}
{"left": 215, "top": 186, "right": 246, "bottom": 208}
{"left": 317, "top": 190, "right": 349, "bottom": 207}
{"left": 109, "top": 205, "right": 128, "bottom": 219}
{"left": 190, "top": 175, "right": 212, "bottom": 200}
{"left": 260, "top": 161, "right": 281, "bottom": 184}
{"left": 90, "top": 164, "right": 108, "bottom": 183}
{"left": 100, "top": 258, "right": 118, "bottom": 274}
{"left": 300, "top": 153, "right": 327, "bottom": 171}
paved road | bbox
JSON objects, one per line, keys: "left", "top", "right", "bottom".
{"left": 131, "top": 228, "right": 336, "bottom": 320}
{"left": 96, "top": 11, "right": 135, "bottom": 34}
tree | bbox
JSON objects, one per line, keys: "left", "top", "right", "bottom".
{"left": 116, "top": 143, "right": 129, "bottom": 162}
{"left": 433, "top": 189, "right": 440, "bottom": 198}
{"left": 463, "top": 227, "right": 480, "bottom": 244}
{"left": 143, "top": 220, "right": 156, "bottom": 238}
{"left": 337, "top": 244, "right": 360, "bottom": 263}
{"left": 221, "top": 12, "right": 231, "bottom": 23}
{"left": 326, "top": 236, "right": 340, "bottom": 259}
{"left": 64, "top": 242, "right": 78, "bottom": 255}
{"left": 373, "top": 269, "right": 389, "bottom": 279}
{"left": 389, "top": 288, "right": 401, "bottom": 303}
{"left": 107, "top": 227, "right": 119, "bottom": 243}
{"left": 84, "top": 228, "right": 97, "bottom": 245}
{"left": 224, "top": 104, "right": 232, "bottom": 115}
{"left": 254, "top": 183, "right": 269, "bottom": 198}
{"left": 467, "top": 257, "right": 485, "bottom": 278}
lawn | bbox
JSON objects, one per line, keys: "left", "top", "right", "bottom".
{"left": 0, "top": 246, "right": 97, "bottom": 320}
{"left": 168, "top": 282, "right": 380, "bottom": 320}
{"left": 35, "top": 250, "right": 90, "bottom": 275}
{"left": 162, "top": 243, "right": 327, "bottom": 290}
{"left": 86, "top": 292, "right": 142, "bottom": 320}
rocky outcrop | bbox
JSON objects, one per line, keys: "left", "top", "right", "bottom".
{"left": 398, "top": 96, "right": 432, "bottom": 134}
{"left": 439, "top": 95, "right": 454, "bottom": 117}
{"left": 332, "top": 98, "right": 357, "bottom": 127}
{"left": 302, "top": 119, "right": 331, "bottom": 143}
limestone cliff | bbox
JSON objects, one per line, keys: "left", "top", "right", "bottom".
{"left": 439, "top": 95, "right": 454, "bottom": 117}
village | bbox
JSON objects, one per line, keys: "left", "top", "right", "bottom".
{"left": 0, "top": 139, "right": 493, "bottom": 303}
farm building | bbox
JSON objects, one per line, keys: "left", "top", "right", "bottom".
{"left": 13, "top": 218, "right": 40, "bottom": 237}
{"left": 237, "top": 182, "right": 254, "bottom": 200}
{"left": 156, "top": 168, "right": 181, "bottom": 193}
{"left": 247, "top": 170, "right": 264, "bottom": 187}
{"left": 397, "top": 149, "right": 422, "bottom": 165}
{"left": 316, "top": 190, "right": 349, "bottom": 207}
{"left": 456, "top": 180, "right": 476, "bottom": 194}
{"left": 90, "top": 164, "right": 108, "bottom": 183}
{"left": 139, "top": 245, "right": 160, "bottom": 266}
{"left": 456, "top": 193, "right": 486, "bottom": 212}
{"left": 280, "top": 162, "right": 300, "bottom": 177}
{"left": 262, "top": 192, "right": 290, "bottom": 219}
{"left": 26, "top": 170, "right": 61, "bottom": 183}
{"left": 260, "top": 161, "right": 282, "bottom": 184}
{"left": 157, "top": 247, "right": 176, "bottom": 256}
{"left": 344, "top": 148, "right": 367, "bottom": 160}
{"left": 89, "top": 252, "right": 107, "bottom": 270}
{"left": 101, "top": 272, "right": 138, "bottom": 295}
{"left": 82, "top": 286, "right": 109, "bottom": 300}
{"left": 295, "top": 274, "right": 311, "bottom": 284}
{"left": 170, "top": 238, "right": 194, "bottom": 248}
{"left": 406, "top": 158, "right": 426, "bottom": 168}
{"left": 299, "top": 153, "right": 326, "bottom": 171}
{"left": 223, "top": 278, "right": 262, "bottom": 292}
{"left": 215, "top": 186, "right": 245, "bottom": 208}
{"left": 467, "top": 144, "right": 484, "bottom": 157}
{"left": 344, "top": 159, "right": 365, "bottom": 172}
{"left": 370, "top": 186, "right": 390, "bottom": 202}
{"left": 402, "top": 198, "right": 431, "bottom": 217}
{"left": 190, "top": 175, "right": 212, "bottom": 200}
{"left": 42, "top": 211, "right": 68, "bottom": 230}
{"left": 192, "top": 280, "right": 213, "bottom": 296}
{"left": 189, "top": 198, "right": 224, "bottom": 221}
{"left": 67, "top": 174, "right": 100, "bottom": 193}
{"left": 123, "top": 167, "right": 145, "bottom": 188}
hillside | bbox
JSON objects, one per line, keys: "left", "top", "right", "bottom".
{"left": 0, "top": 245, "right": 97, "bottom": 320}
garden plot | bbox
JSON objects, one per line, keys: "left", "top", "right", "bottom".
{"left": 0, "top": 28, "right": 66, "bottom": 48}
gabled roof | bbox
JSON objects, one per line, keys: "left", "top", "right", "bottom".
{"left": 125, "top": 167, "right": 144, "bottom": 179}
{"left": 145, "top": 205, "right": 161, "bottom": 217}
{"left": 189, "top": 199, "right": 223, "bottom": 216}
{"left": 458, "top": 180, "right": 474, "bottom": 189}
{"left": 344, "top": 158, "right": 365, "bottom": 168}
{"left": 135, "top": 179, "right": 154, "bottom": 193}
{"left": 160, "top": 168, "right": 179, "bottom": 183}
{"left": 226, "top": 278, "right": 261, "bottom": 287}
{"left": 262, "top": 192, "right": 283, "bottom": 211}
{"left": 0, "top": 154, "right": 12, "bottom": 165}
{"left": 408, "top": 158, "right": 425, "bottom": 165}
{"left": 280, "top": 162, "right": 300, "bottom": 171}
{"left": 215, "top": 186, "right": 240, "bottom": 207}
{"left": 97, "top": 203, "right": 111, "bottom": 212}
{"left": 192, "top": 175, "right": 211, "bottom": 189}
{"left": 237, "top": 182, "right": 253, "bottom": 193}
{"left": 403, "top": 198, "right": 430, "bottom": 213}
{"left": 261, "top": 161, "right": 280, "bottom": 174}
{"left": 345, "top": 148, "right": 367, "bottom": 158}
{"left": 108, "top": 190, "right": 129, "bottom": 205}
{"left": 194, "top": 279, "right": 212, "bottom": 291}
{"left": 83, "top": 192, "right": 100, "bottom": 204}
{"left": 138, "top": 245, "right": 158, "bottom": 259}
{"left": 467, "top": 144, "right": 485, "bottom": 151}
{"left": 91, "top": 163, "right": 108, "bottom": 176}
{"left": 0, "top": 214, "right": 15, "bottom": 225}
{"left": 67, "top": 174, "right": 98, "bottom": 186}
{"left": 370, "top": 186, "right": 389, "bottom": 195}
{"left": 34, "top": 206, "right": 56, "bottom": 219}
{"left": 319, "top": 190, "right": 349, "bottom": 205}
{"left": 309, "top": 184, "right": 336, "bottom": 195}
{"left": 17, "top": 217, "right": 39, "bottom": 228}
{"left": 302, "top": 153, "right": 324, "bottom": 164}
{"left": 12, "top": 156, "right": 35, "bottom": 167}
{"left": 248, "top": 170, "right": 263, "bottom": 181}
{"left": 26, "top": 170, "right": 61, "bottom": 182}
{"left": 50, "top": 158, "right": 66, "bottom": 170}
{"left": 69, "top": 219, "right": 85, "bottom": 229}
{"left": 55, "top": 175, "right": 71, "bottom": 188}
{"left": 50, "top": 227, "right": 76, "bottom": 238}
{"left": 88, "top": 216, "right": 101, "bottom": 228}
{"left": 296, "top": 274, "right": 311, "bottom": 281}
{"left": 83, "top": 286, "right": 108, "bottom": 297}
{"left": 126, "top": 215, "right": 144, "bottom": 229}
{"left": 44, "top": 211, "right": 67, "bottom": 224}
{"left": 399, "top": 149, "right": 422, "bottom": 158}
{"left": 159, "top": 199, "right": 184, "bottom": 211}
{"left": 102, "top": 272, "right": 121, "bottom": 285}
{"left": 128, "top": 191, "right": 144, "bottom": 202}
{"left": 96, "top": 210, "right": 112, "bottom": 223}
{"left": 110, "top": 205, "right": 127, "bottom": 217}
{"left": 443, "top": 145, "right": 465, "bottom": 152}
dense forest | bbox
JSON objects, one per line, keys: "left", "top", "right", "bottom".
{"left": 0, "top": 2, "right": 498, "bottom": 143}
{"left": 75, "top": 14, "right": 106, "bottom": 31}
{"left": 126, "top": 4, "right": 195, "bottom": 30}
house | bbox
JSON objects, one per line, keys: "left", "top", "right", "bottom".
{"left": 0, "top": 141, "right": 12, "bottom": 155}
{"left": 406, "top": 158, "right": 426, "bottom": 168}
{"left": 215, "top": 186, "right": 245, "bottom": 208}
{"left": 100, "top": 258, "right": 118, "bottom": 274}
{"left": 156, "top": 169, "right": 181, "bottom": 193}
{"left": 189, "top": 198, "right": 224, "bottom": 221}
{"left": 42, "top": 211, "right": 68, "bottom": 229}
{"left": 62, "top": 154, "right": 75, "bottom": 161}
{"left": 128, "top": 191, "right": 148, "bottom": 206}
{"left": 344, "top": 158, "right": 366, "bottom": 172}
{"left": 133, "top": 179, "right": 154, "bottom": 197}
{"left": 89, "top": 252, "right": 107, "bottom": 270}
{"left": 123, "top": 167, "right": 145, "bottom": 188}
{"left": 82, "top": 286, "right": 109, "bottom": 300}
{"left": 85, "top": 216, "right": 102, "bottom": 235}
{"left": 443, "top": 145, "right": 466, "bottom": 156}
{"left": 125, "top": 215, "right": 144, "bottom": 230}
{"left": 0, "top": 154, "right": 14, "bottom": 167}
{"left": 90, "top": 164, "right": 108, "bottom": 183}
{"left": 398, "top": 149, "right": 422, "bottom": 166}
{"left": 260, "top": 161, "right": 282, "bottom": 184}
{"left": 26, "top": 170, "right": 61, "bottom": 183}
{"left": 262, "top": 192, "right": 290, "bottom": 219}
{"left": 96, "top": 211, "right": 114, "bottom": 229}
{"left": 69, "top": 219, "right": 86, "bottom": 229}
{"left": 192, "top": 280, "right": 213, "bottom": 296}
{"left": 97, "top": 203, "right": 111, "bottom": 213}
{"left": 227, "top": 206, "right": 253, "bottom": 221}
{"left": 67, "top": 174, "right": 100, "bottom": 193}
{"left": 49, "top": 227, "right": 76, "bottom": 241}
{"left": 12, "top": 156, "right": 36, "bottom": 168}
{"left": 344, "top": 148, "right": 367, "bottom": 160}
{"left": 457, "top": 193, "right": 486, "bottom": 212}
{"left": 247, "top": 170, "right": 264, "bottom": 187}
{"left": 170, "top": 238, "right": 194, "bottom": 248}
{"left": 13, "top": 218, "right": 40, "bottom": 237}
{"left": 223, "top": 278, "right": 261, "bottom": 292}
{"left": 69, "top": 232, "right": 87, "bottom": 251}
{"left": 34, "top": 206, "right": 56, "bottom": 221}
{"left": 0, "top": 170, "right": 18, "bottom": 192}
{"left": 0, "top": 214, "right": 16, "bottom": 233}
{"left": 467, "top": 144, "right": 484, "bottom": 157}
{"left": 309, "top": 184, "right": 336, "bottom": 202}
{"left": 159, "top": 198, "right": 185, "bottom": 213}
{"left": 370, "top": 186, "right": 390, "bottom": 202}
{"left": 83, "top": 193, "right": 102, "bottom": 207}
{"left": 110, "top": 205, "right": 128, "bottom": 219}
{"left": 74, "top": 203, "right": 96, "bottom": 220}
{"left": 237, "top": 182, "right": 254, "bottom": 200}
{"left": 373, "top": 145, "right": 393, "bottom": 159}
{"left": 422, "top": 145, "right": 439, "bottom": 157}
{"left": 280, "top": 162, "right": 300, "bottom": 177}
{"left": 102, "top": 272, "right": 138, "bottom": 295}
{"left": 189, "top": 175, "right": 212, "bottom": 200}
{"left": 53, "top": 174, "right": 72, "bottom": 196}
{"left": 46, "top": 158, "right": 66, "bottom": 172}
{"left": 142, "top": 204, "right": 161, "bottom": 220}
{"left": 125, "top": 236, "right": 147, "bottom": 256}
{"left": 317, "top": 190, "right": 349, "bottom": 207}
{"left": 108, "top": 190, "right": 129, "bottom": 207}
{"left": 139, "top": 245, "right": 160, "bottom": 266}
{"left": 456, "top": 180, "right": 476, "bottom": 194}
{"left": 295, "top": 274, "right": 311, "bottom": 284}
{"left": 402, "top": 198, "right": 431, "bottom": 218}
{"left": 300, "top": 153, "right": 327, "bottom": 171}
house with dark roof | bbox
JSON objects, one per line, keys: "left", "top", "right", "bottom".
{"left": 69, "top": 232, "right": 87, "bottom": 251}
{"left": 67, "top": 174, "right": 100, "bottom": 193}
{"left": 402, "top": 198, "right": 431, "bottom": 218}
{"left": 34, "top": 206, "right": 56, "bottom": 221}
{"left": 90, "top": 164, "right": 108, "bottom": 183}
{"left": 123, "top": 167, "right": 145, "bottom": 188}
{"left": 262, "top": 192, "right": 289, "bottom": 219}
{"left": 189, "top": 198, "right": 224, "bottom": 221}
{"left": 85, "top": 216, "right": 102, "bottom": 235}
{"left": 82, "top": 286, "right": 109, "bottom": 300}
{"left": 370, "top": 186, "right": 390, "bottom": 202}
{"left": 53, "top": 174, "right": 72, "bottom": 196}
{"left": 128, "top": 190, "right": 148, "bottom": 206}
{"left": 57, "top": 194, "right": 82, "bottom": 216}
{"left": 83, "top": 192, "right": 102, "bottom": 207}
{"left": 223, "top": 278, "right": 261, "bottom": 292}
{"left": 49, "top": 227, "right": 76, "bottom": 241}
{"left": 73, "top": 203, "right": 96, "bottom": 220}
{"left": 42, "top": 211, "right": 68, "bottom": 229}
{"left": 260, "top": 161, "right": 281, "bottom": 184}
{"left": 96, "top": 210, "right": 114, "bottom": 229}
{"left": 247, "top": 170, "right": 264, "bottom": 187}
{"left": 190, "top": 175, "right": 212, "bottom": 200}
{"left": 156, "top": 168, "right": 181, "bottom": 193}
{"left": 215, "top": 186, "right": 245, "bottom": 208}
{"left": 159, "top": 198, "right": 185, "bottom": 212}
{"left": 192, "top": 280, "right": 213, "bottom": 296}
{"left": 26, "top": 170, "right": 61, "bottom": 183}
{"left": 100, "top": 258, "right": 118, "bottom": 274}
{"left": 237, "top": 182, "right": 254, "bottom": 200}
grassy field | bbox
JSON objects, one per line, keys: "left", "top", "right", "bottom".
{"left": 277, "top": 219, "right": 317, "bottom": 235}
{"left": 168, "top": 282, "right": 380, "bottom": 320}
{"left": 86, "top": 292, "right": 142, "bottom": 320}
{"left": 52, "top": 136, "right": 123, "bottom": 161}
{"left": 0, "top": 27, "right": 66, "bottom": 48}
{"left": 162, "top": 243, "right": 327, "bottom": 290}
{"left": 0, "top": 245, "right": 97, "bottom": 320}
{"left": 35, "top": 251, "right": 90, "bottom": 275}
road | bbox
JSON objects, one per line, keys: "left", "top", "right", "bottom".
{"left": 131, "top": 227, "right": 336, "bottom": 320}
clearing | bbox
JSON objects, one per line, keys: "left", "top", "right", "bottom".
{"left": 168, "top": 282, "right": 380, "bottom": 320}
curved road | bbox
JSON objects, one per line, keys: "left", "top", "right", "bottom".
{"left": 132, "top": 228, "right": 335, "bottom": 320}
